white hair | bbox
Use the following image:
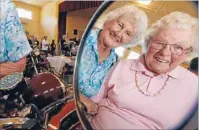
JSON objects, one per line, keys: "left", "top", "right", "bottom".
{"left": 144, "top": 11, "right": 198, "bottom": 54}
{"left": 103, "top": 5, "right": 148, "bottom": 48}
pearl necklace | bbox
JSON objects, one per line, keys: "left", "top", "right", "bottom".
{"left": 135, "top": 71, "right": 170, "bottom": 97}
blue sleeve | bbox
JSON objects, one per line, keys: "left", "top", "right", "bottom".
{"left": 79, "top": 82, "right": 101, "bottom": 98}
{"left": 4, "top": 1, "right": 32, "bottom": 62}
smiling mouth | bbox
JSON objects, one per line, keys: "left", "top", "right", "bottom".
{"left": 155, "top": 57, "right": 169, "bottom": 63}
{"left": 110, "top": 35, "right": 119, "bottom": 42}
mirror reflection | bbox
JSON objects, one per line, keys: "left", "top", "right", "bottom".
{"left": 78, "top": 4, "right": 148, "bottom": 98}
{"left": 77, "top": 1, "right": 198, "bottom": 130}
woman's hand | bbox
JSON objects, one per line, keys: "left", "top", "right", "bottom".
{"left": 84, "top": 99, "right": 99, "bottom": 115}
{"left": 80, "top": 94, "right": 99, "bottom": 115}
{"left": 0, "top": 57, "right": 26, "bottom": 79}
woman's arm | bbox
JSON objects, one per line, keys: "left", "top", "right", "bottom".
{"left": 91, "top": 62, "right": 119, "bottom": 103}
{"left": 77, "top": 61, "right": 120, "bottom": 115}
{"left": 0, "top": 57, "right": 26, "bottom": 79}
{"left": 80, "top": 93, "right": 99, "bottom": 115}
{"left": 4, "top": 1, "right": 32, "bottom": 62}
{"left": 79, "top": 62, "right": 120, "bottom": 114}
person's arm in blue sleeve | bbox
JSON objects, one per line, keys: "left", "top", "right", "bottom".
{"left": 0, "top": 0, "right": 32, "bottom": 79}
{"left": 4, "top": 1, "right": 32, "bottom": 61}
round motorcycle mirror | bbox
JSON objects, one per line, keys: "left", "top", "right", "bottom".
{"left": 73, "top": 1, "right": 198, "bottom": 130}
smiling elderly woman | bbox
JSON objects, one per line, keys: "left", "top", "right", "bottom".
{"left": 80, "top": 11, "right": 198, "bottom": 129}
{"left": 78, "top": 5, "right": 148, "bottom": 98}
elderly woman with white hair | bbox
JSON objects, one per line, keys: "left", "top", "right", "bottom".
{"left": 80, "top": 11, "right": 198, "bottom": 129}
{"left": 78, "top": 5, "right": 148, "bottom": 98}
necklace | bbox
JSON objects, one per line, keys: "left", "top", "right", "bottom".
{"left": 135, "top": 71, "right": 170, "bottom": 97}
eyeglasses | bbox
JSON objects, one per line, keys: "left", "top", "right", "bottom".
{"left": 150, "top": 40, "right": 193, "bottom": 56}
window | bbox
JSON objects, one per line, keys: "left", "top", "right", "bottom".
{"left": 127, "top": 51, "right": 140, "bottom": 59}
{"left": 115, "top": 47, "right": 140, "bottom": 59}
{"left": 17, "top": 8, "right": 32, "bottom": 20}
{"left": 115, "top": 47, "right": 125, "bottom": 57}
{"left": 137, "top": 0, "right": 152, "bottom": 5}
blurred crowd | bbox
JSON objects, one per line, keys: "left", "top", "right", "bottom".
{"left": 26, "top": 32, "right": 80, "bottom": 58}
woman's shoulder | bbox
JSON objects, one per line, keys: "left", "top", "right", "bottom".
{"left": 2, "top": 0, "right": 17, "bottom": 21}
{"left": 176, "top": 66, "right": 198, "bottom": 89}
{"left": 117, "top": 59, "right": 139, "bottom": 65}
{"left": 177, "top": 66, "right": 197, "bottom": 80}
{"left": 85, "top": 29, "right": 101, "bottom": 46}
{"left": 2, "top": 0, "right": 12, "bottom": 11}
{"left": 113, "top": 59, "right": 138, "bottom": 70}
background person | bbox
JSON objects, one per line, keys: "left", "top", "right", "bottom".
{"left": 0, "top": 0, "right": 32, "bottom": 79}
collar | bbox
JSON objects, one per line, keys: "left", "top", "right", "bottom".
{"left": 86, "top": 29, "right": 101, "bottom": 46}
{"left": 130, "top": 55, "right": 179, "bottom": 79}
{"left": 167, "top": 67, "right": 179, "bottom": 79}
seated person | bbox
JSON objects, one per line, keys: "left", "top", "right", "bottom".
{"left": 60, "top": 35, "right": 66, "bottom": 51}
{"left": 50, "top": 40, "right": 56, "bottom": 56}
{"left": 80, "top": 11, "right": 198, "bottom": 129}
{"left": 0, "top": 0, "right": 32, "bottom": 79}
{"left": 41, "top": 36, "right": 49, "bottom": 57}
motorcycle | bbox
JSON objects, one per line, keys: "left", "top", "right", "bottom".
{"left": 0, "top": 72, "right": 73, "bottom": 130}
{"left": 24, "top": 46, "right": 56, "bottom": 79}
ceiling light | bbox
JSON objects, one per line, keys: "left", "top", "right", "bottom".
{"left": 137, "top": 0, "right": 152, "bottom": 5}
{"left": 115, "top": 47, "right": 125, "bottom": 57}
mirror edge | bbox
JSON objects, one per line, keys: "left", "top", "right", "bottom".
{"left": 73, "top": 1, "right": 114, "bottom": 130}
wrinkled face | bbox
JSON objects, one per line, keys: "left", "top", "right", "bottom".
{"left": 100, "top": 16, "right": 135, "bottom": 48}
{"left": 145, "top": 27, "right": 192, "bottom": 74}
